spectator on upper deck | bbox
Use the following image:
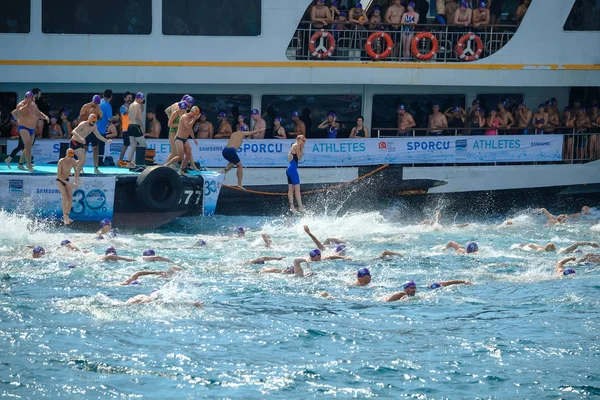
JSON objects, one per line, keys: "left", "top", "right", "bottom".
{"left": 330, "top": 1, "right": 341, "bottom": 19}
{"left": 251, "top": 109, "right": 267, "bottom": 139}
{"left": 515, "top": 101, "right": 532, "bottom": 134}
{"left": 145, "top": 111, "right": 161, "bottom": 139}
{"left": 485, "top": 109, "right": 500, "bottom": 135}
{"left": 290, "top": 111, "right": 306, "bottom": 139}
{"left": 369, "top": 7, "right": 384, "bottom": 30}
{"left": 59, "top": 109, "right": 72, "bottom": 138}
{"left": 445, "top": 0, "right": 460, "bottom": 25}
{"left": 434, "top": 0, "right": 447, "bottom": 24}
{"left": 428, "top": 104, "right": 448, "bottom": 136}
{"left": 575, "top": 108, "right": 591, "bottom": 160}
{"left": 385, "top": 0, "right": 405, "bottom": 30}
{"left": 195, "top": 112, "right": 214, "bottom": 139}
{"left": 397, "top": 105, "right": 417, "bottom": 136}
{"left": 319, "top": 112, "right": 340, "bottom": 138}
{"left": 497, "top": 101, "right": 514, "bottom": 133}
{"left": 562, "top": 107, "right": 575, "bottom": 161}
{"left": 273, "top": 117, "right": 287, "bottom": 139}
{"left": 214, "top": 112, "right": 233, "bottom": 139}
{"left": 454, "top": 2, "right": 472, "bottom": 27}
{"left": 349, "top": 3, "right": 369, "bottom": 29}
{"left": 349, "top": 116, "right": 369, "bottom": 138}
{"left": 335, "top": 11, "right": 348, "bottom": 31}
{"left": 488, "top": 0, "right": 502, "bottom": 25}
{"left": 544, "top": 100, "right": 560, "bottom": 134}
{"left": 401, "top": 3, "right": 419, "bottom": 60}
{"left": 515, "top": 0, "right": 530, "bottom": 25}
{"left": 311, "top": 0, "right": 332, "bottom": 29}
{"left": 533, "top": 104, "right": 548, "bottom": 134}
{"left": 469, "top": 108, "right": 485, "bottom": 135}
{"left": 445, "top": 106, "right": 466, "bottom": 134}
{"left": 472, "top": 1, "right": 490, "bottom": 27}
{"left": 572, "top": 100, "right": 582, "bottom": 116}
{"left": 236, "top": 115, "right": 249, "bottom": 132}
{"left": 589, "top": 105, "right": 599, "bottom": 159}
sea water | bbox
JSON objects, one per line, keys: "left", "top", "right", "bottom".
{"left": 1, "top": 207, "right": 600, "bottom": 399}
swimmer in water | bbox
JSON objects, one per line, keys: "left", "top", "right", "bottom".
{"left": 303, "top": 225, "right": 346, "bottom": 252}
{"left": 233, "top": 227, "right": 246, "bottom": 238}
{"left": 193, "top": 239, "right": 207, "bottom": 247}
{"left": 567, "top": 206, "right": 592, "bottom": 220}
{"left": 59, "top": 239, "right": 82, "bottom": 252}
{"left": 374, "top": 250, "right": 403, "bottom": 260}
{"left": 535, "top": 208, "right": 567, "bottom": 225}
{"left": 427, "top": 280, "right": 472, "bottom": 289}
{"left": 515, "top": 243, "right": 556, "bottom": 252}
{"left": 31, "top": 246, "right": 46, "bottom": 259}
{"left": 96, "top": 219, "right": 114, "bottom": 237}
{"left": 350, "top": 267, "right": 371, "bottom": 286}
{"left": 445, "top": 241, "right": 479, "bottom": 255}
{"left": 307, "top": 248, "right": 351, "bottom": 262}
{"left": 420, "top": 211, "right": 441, "bottom": 226}
{"left": 100, "top": 247, "right": 135, "bottom": 262}
{"left": 259, "top": 258, "right": 312, "bottom": 277}
{"left": 56, "top": 148, "right": 80, "bottom": 225}
{"left": 246, "top": 256, "right": 286, "bottom": 265}
{"left": 555, "top": 257, "right": 577, "bottom": 277}
{"left": 142, "top": 249, "right": 174, "bottom": 263}
{"left": 262, "top": 233, "right": 272, "bottom": 248}
{"left": 125, "top": 289, "right": 203, "bottom": 307}
{"left": 384, "top": 280, "right": 417, "bottom": 302}
{"left": 118, "top": 265, "right": 184, "bottom": 285}
{"left": 559, "top": 241, "right": 599, "bottom": 254}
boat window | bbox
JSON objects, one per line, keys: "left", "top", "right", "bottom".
{"left": 372, "top": 94, "right": 466, "bottom": 131}
{"left": 162, "top": 0, "right": 261, "bottom": 36}
{"left": 147, "top": 94, "right": 252, "bottom": 139}
{"left": 1, "top": 92, "right": 18, "bottom": 138}
{"left": 42, "top": 0, "right": 152, "bottom": 34}
{"left": 0, "top": 0, "right": 30, "bottom": 33}
{"left": 564, "top": 0, "right": 600, "bottom": 31}
{"left": 260, "top": 95, "right": 363, "bottom": 139}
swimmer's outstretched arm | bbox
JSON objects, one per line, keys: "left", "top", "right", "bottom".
{"left": 303, "top": 225, "right": 325, "bottom": 251}
{"left": 323, "top": 238, "right": 345, "bottom": 245}
{"left": 102, "top": 255, "right": 136, "bottom": 262}
{"left": 293, "top": 258, "right": 309, "bottom": 277}
{"left": 445, "top": 241, "right": 463, "bottom": 251}
{"left": 262, "top": 233, "right": 272, "bottom": 248}
{"left": 538, "top": 208, "right": 556, "bottom": 221}
{"left": 247, "top": 256, "right": 285, "bottom": 264}
{"left": 119, "top": 270, "right": 163, "bottom": 285}
{"left": 439, "top": 280, "right": 472, "bottom": 287}
{"left": 519, "top": 243, "right": 544, "bottom": 251}
{"left": 379, "top": 250, "right": 403, "bottom": 258}
{"left": 143, "top": 256, "right": 174, "bottom": 263}
{"left": 560, "top": 241, "right": 599, "bottom": 254}
{"left": 323, "top": 255, "right": 352, "bottom": 261}
{"left": 384, "top": 292, "right": 406, "bottom": 302}
{"left": 556, "top": 257, "right": 577, "bottom": 274}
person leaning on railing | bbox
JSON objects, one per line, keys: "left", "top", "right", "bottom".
{"left": 311, "top": 0, "right": 332, "bottom": 30}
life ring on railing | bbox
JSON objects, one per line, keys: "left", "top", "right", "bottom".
{"left": 365, "top": 32, "right": 394, "bottom": 60}
{"left": 410, "top": 32, "right": 439, "bottom": 61}
{"left": 136, "top": 166, "right": 184, "bottom": 212}
{"left": 309, "top": 31, "right": 335, "bottom": 59}
{"left": 456, "top": 33, "right": 484, "bottom": 61}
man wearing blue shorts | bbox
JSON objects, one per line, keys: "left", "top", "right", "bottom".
{"left": 221, "top": 126, "right": 255, "bottom": 188}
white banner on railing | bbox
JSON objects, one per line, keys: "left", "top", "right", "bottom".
{"left": 7, "top": 135, "right": 563, "bottom": 167}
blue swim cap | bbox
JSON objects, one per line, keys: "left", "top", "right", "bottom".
{"left": 452, "top": 106, "right": 460, "bottom": 112}
{"left": 328, "top": 112, "right": 336, "bottom": 117}
{"left": 130, "top": 280, "right": 140, "bottom": 285}
{"left": 135, "top": 92, "right": 144, "bottom": 100}
{"left": 251, "top": 109, "right": 260, "bottom": 116}
{"left": 292, "top": 111, "right": 299, "bottom": 118}
{"left": 181, "top": 94, "right": 190, "bottom": 102}
{"left": 274, "top": 116, "right": 282, "bottom": 122}
{"left": 105, "top": 247, "right": 116, "bottom": 255}
{"left": 240, "top": 126, "right": 249, "bottom": 132}
{"left": 234, "top": 227, "right": 245, "bottom": 236}
{"left": 92, "top": 95, "right": 101, "bottom": 104}
{"left": 538, "top": 103, "right": 545, "bottom": 109}
{"left": 340, "top": 11, "right": 347, "bottom": 16}
{"left": 563, "top": 268, "right": 576, "bottom": 276}
{"left": 433, "top": 104, "right": 440, "bottom": 108}
{"left": 472, "top": 99, "right": 480, "bottom": 104}
{"left": 196, "top": 239, "right": 207, "bottom": 246}
{"left": 397, "top": 104, "right": 405, "bottom": 111}
{"left": 336, "top": 244, "right": 346, "bottom": 253}
{"left": 25, "top": 91, "right": 34, "bottom": 99}
{"left": 33, "top": 246, "right": 45, "bottom": 255}
{"left": 466, "top": 242, "right": 479, "bottom": 254}
{"left": 100, "top": 218, "right": 111, "bottom": 227}
{"left": 429, "top": 282, "right": 442, "bottom": 289}
{"left": 66, "top": 264, "right": 76, "bottom": 269}
{"left": 402, "top": 280, "right": 416, "bottom": 289}
{"left": 256, "top": 260, "right": 265, "bottom": 265}
{"left": 96, "top": 235, "right": 105, "bottom": 240}
{"left": 143, "top": 249, "right": 155, "bottom": 257}
{"left": 178, "top": 101, "right": 187, "bottom": 110}
{"left": 357, "top": 267, "right": 370, "bottom": 278}
{"left": 61, "top": 240, "right": 71, "bottom": 246}
{"left": 186, "top": 96, "right": 195, "bottom": 105}
{"left": 309, "top": 249, "right": 321, "bottom": 259}
{"left": 218, "top": 111, "right": 226, "bottom": 118}
{"left": 355, "top": 2, "right": 362, "bottom": 8}
{"left": 283, "top": 265, "right": 295, "bottom": 274}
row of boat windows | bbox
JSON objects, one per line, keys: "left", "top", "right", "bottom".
{"left": 0, "top": 0, "right": 261, "bottom": 35}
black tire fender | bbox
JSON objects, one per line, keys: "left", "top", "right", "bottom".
{"left": 135, "top": 166, "right": 184, "bottom": 212}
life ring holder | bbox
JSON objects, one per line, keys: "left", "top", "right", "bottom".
{"left": 365, "top": 32, "right": 394, "bottom": 60}
{"left": 411, "top": 32, "right": 439, "bottom": 61}
{"left": 309, "top": 30, "right": 336, "bottom": 59}
{"left": 456, "top": 33, "right": 484, "bottom": 61}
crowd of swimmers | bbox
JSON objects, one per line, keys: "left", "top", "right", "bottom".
{"left": 20, "top": 205, "right": 599, "bottom": 306}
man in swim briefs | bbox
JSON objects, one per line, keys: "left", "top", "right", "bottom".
{"left": 11, "top": 91, "right": 49, "bottom": 172}
{"left": 56, "top": 148, "right": 80, "bottom": 225}
{"left": 70, "top": 114, "right": 112, "bottom": 176}
{"left": 221, "top": 126, "right": 256, "bottom": 189}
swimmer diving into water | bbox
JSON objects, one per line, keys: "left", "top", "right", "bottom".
{"left": 220, "top": 126, "right": 256, "bottom": 189}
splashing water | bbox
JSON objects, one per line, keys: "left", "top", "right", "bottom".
{"left": 1, "top": 206, "right": 599, "bottom": 399}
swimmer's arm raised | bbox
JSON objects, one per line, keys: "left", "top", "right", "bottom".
{"left": 293, "top": 258, "right": 308, "bottom": 277}
{"left": 537, "top": 208, "right": 555, "bottom": 221}
{"left": 304, "top": 225, "right": 325, "bottom": 251}
{"left": 119, "top": 271, "right": 163, "bottom": 285}
{"left": 440, "top": 280, "right": 472, "bottom": 287}
{"left": 556, "top": 257, "right": 576, "bottom": 274}
{"left": 445, "top": 241, "right": 462, "bottom": 251}
{"left": 560, "top": 241, "right": 599, "bottom": 254}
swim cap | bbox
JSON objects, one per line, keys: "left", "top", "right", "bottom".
{"left": 563, "top": 268, "right": 576, "bottom": 276}
{"left": 143, "top": 249, "right": 155, "bottom": 256}
{"left": 479, "top": 1, "right": 486, "bottom": 7}
{"left": 50, "top": 115, "right": 57, "bottom": 121}
{"left": 397, "top": 104, "right": 405, "bottom": 111}
{"left": 283, "top": 265, "right": 295, "bottom": 274}
{"left": 181, "top": 94, "right": 190, "bottom": 102}
{"left": 357, "top": 267, "right": 370, "bottom": 278}
{"left": 582, "top": 206, "right": 590, "bottom": 214}
{"left": 96, "top": 235, "right": 105, "bottom": 240}
{"left": 402, "top": 280, "right": 416, "bottom": 289}
{"left": 88, "top": 114, "right": 98, "bottom": 123}
{"left": 520, "top": 100, "right": 526, "bottom": 106}
{"left": 66, "top": 148, "right": 75, "bottom": 157}
{"left": 240, "top": 126, "right": 249, "bottom": 131}
{"left": 332, "top": 0, "right": 339, "bottom": 6}
{"left": 317, "top": 0, "right": 324, "bottom": 3}
{"left": 218, "top": 111, "right": 226, "bottom": 118}
{"left": 309, "top": 249, "right": 321, "bottom": 259}
{"left": 297, "top": 135, "right": 306, "bottom": 142}
{"left": 195, "top": 239, "right": 207, "bottom": 246}
{"left": 557, "top": 214, "right": 567, "bottom": 223}
{"left": 429, "top": 282, "right": 442, "bottom": 289}
{"left": 538, "top": 104, "right": 545, "bottom": 109}
{"left": 472, "top": 99, "right": 480, "bottom": 104}
{"left": 461, "top": 1, "right": 469, "bottom": 7}
{"left": 178, "top": 101, "right": 187, "bottom": 110}
{"left": 186, "top": 96, "right": 195, "bottom": 105}
{"left": 256, "top": 259, "right": 265, "bottom": 265}
{"left": 545, "top": 100, "right": 552, "bottom": 106}
{"left": 407, "top": 1, "right": 415, "bottom": 8}
{"left": 200, "top": 111, "right": 206, "bottom": 117}
{"left": 355, "top": 2, "right": 362, "bottom": 8}
{"left": 328, "top": 112, "right": 336, "bottom": 117}
{"left": 433, "top": 104, "right": 440, "bottom": 108}
{"left": 130, "top": 280, "right": 140, "bottom": 285}
{"left": 545, "top": 243, "right": 556, "bottom": 252}
{"left": 60, "top": 240, "right": 71, "bottom": 246}
{"left": 235, "top": 227, "right": 245, "bottom": 235}
{"left": 105, "top": 247, "right": 117, "bottom": 255}
{"left": 191, "top": 106, "right": 200, "bottom": 115}
{"left": 135, "top": 92, "right": 144, "bottom": 99}
{"left": 25, "top": 91, "right": 34, "bottom": 99}
{"left": 340, "top": 11, "right": 347, "bottom": 16}
{"left": 33, "top": 246, "right": 45, "bottom": 255}
{"left": 251, "top": 109, "right": 260, "bottom": 116}
{"left": 92, "top": 95, "right": 101, "bottom": 104}
{"left": 274, "top": 116, "right": 282, "bottom": 122}
{"left": 66, "top": 264, "right": 76, "bottom": 269}
{"left": 100, "top": 218, "right": 111, "bottom": 227}
{"left": 491, "top": 108, "right": 498, "bottom": 113}
{"left": 498, "top": 100, "right": 506, "bottom": 106}
{"left": 466, "top": 242, "right": 479, "bottom": 254}
{"left": 475, "top": 108, "right": 482, "bottom": 113}
{"left": 336, "top": 244, "right": 346, "bottom": 253}
{"left": 238, "top": 114, "right": 245, "bottom": 119}
{"left": 452, "top": 106, "right": 460, "bottom": 112}
{"left": 292, "top": 111, "right": 299, "bottom": 118}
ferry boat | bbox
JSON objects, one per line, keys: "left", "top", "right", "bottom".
{"left": 0, "top": 0, "right": 599, "bottom": 216}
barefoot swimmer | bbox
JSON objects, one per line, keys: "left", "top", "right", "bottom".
{"left": 221, "top": 126, "right": 255, "bottom": 189}
{"left": 287, "top": 135, "right": 306, "bottom": 214}
{"left": 70, "top": 114, "right": 112, "bottom": 175}
{"left": 165, "top": 106, "right": 201, "bottom": 176}
{"left": 55, "top": 148, "right": 81, "bottom": 225}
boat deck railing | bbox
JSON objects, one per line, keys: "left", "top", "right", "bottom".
{"left": 374, "top": 127, "right": 600, "bottom": 165}
{"left": 287, "top": 22, "right": 516, "bottom": 62}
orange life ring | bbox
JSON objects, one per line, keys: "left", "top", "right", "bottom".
{"left": 456, "top": 33, "right": 484, "bottom": 61}
{"left": 365, "top": 32, "right": 394, "bottom": 60}
{"left": 410, "top": 32, "right": 439, "bottom": 61}
{"left": 309, "top": 31, "right": 336, "bottom": 59}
